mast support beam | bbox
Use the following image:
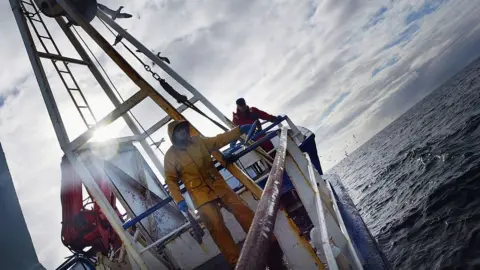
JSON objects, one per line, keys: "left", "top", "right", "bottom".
{"left": 36, "top": 51, "right": 89, "bottom": 65}
{"left": 65, "top": 90, "right": 148, "bottom": 151}
{"left": 96, "top": 10, "right": 233, "bottom": 129}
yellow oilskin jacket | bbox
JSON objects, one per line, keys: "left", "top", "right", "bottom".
{"left": 164, "top": 120, "right": 242, "bottom": 208}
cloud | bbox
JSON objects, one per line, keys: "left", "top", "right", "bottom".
{"left": 0, "top": 87, "right": 20, "bottom": 108}
{"left": 363, "top": 6, "right": 388, "bottom": 30}
{"left": 1, "top": 0, "right": 480, "bottom": 268}
{"left": 405, "top": 0, "right": 447, "bottom": 25}
{"left": 312, "top": 0, "right": 480, "bottom": 166}
{"left": 372, "top": 56, "right": 399, "bottom": 77}
{"left": 382, "top": 23, "right": 421, "bottom": 50}
{"left": 316, "top": 92, "right": 351, "bottom": 124}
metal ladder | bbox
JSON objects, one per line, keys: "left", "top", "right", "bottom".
{"left": 20, "top": 0, "right": 97, "bottom": 128}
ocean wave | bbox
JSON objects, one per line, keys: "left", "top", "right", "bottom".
{"left": 332, "top": 59, "right": 480, "bottom": 269}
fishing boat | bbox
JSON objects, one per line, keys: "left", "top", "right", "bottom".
{"left": 8, "top": 0, "right": 391, "bottom": 269}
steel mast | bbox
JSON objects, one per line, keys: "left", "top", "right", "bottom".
{"left": 9, "top": 0, "right": 261, "bottom": 268}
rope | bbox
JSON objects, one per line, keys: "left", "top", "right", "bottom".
{"left": 97, "top": 18, "right": 229, "bottom": 132}
{"left": 71, "top": 26, "right": 164, "bottom": 152}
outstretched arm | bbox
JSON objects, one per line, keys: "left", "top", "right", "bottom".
{"left": 164, "top": 152, "right": 184, "bottom": 203}
{"left": 251, "top": 107, "right": 276, "bottom": 122}
{"left": 203, "top": 127, "right": 242, "bottom": 152}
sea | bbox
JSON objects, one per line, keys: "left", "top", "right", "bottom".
{"left": 330, "top": 58, "right": 480, "bottom": 269}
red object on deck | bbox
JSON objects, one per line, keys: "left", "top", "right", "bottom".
{"left": 60, "top": 156, "right": 122, "bottom": 256}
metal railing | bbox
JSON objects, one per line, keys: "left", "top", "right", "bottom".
{"left": 306, "top": 154, "right": 339, "bottom": 270}
{"left": 224, "top": 115, "right": 287, "bottom": 162}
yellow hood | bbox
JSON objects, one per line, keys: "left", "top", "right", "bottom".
{"left": 167, "top": 120, "right": 189, "bottom": 146}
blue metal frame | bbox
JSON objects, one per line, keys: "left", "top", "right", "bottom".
{"left": 249, "top": 116, "right": 286, "bottom": 141}
{"left": 122, "top": 197, "right": 173, "bottom": 230}
{"left": 226, "top": 116, "right": 286, "bottom": 155}
{"left": 244, "top": 119, "right": 259, "bottom": 145}
{"left": 121, "top": 196, "right": 204, "bottom": 244}
{"left": 224, "top": 131, "right": 279, "bottom": 162}
{"left": 56, "top": 255, "right": 95, "bottom": 270}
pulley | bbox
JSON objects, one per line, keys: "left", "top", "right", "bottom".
{"left": 33, "top": 0, "right": 97, "bottom": 24}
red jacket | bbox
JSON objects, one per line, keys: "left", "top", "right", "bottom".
{"left": 232, "top": 107, "right": 276, "bottom": 128}
{"left": 232, "top": 107, "right": 276, "bottom": 153}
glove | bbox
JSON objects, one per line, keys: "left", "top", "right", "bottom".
{"left": 275, "top": 115, "right": 283, "bottom": 122}
{"left": 177, "top": 200, "right": 188, "bottom": 212}
{"left": 240, "top": 124, "right": 254, "bottom": 134}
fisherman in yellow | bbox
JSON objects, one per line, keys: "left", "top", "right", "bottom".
{"left": 164, "top": 120, "right": 285, "bottom": 268}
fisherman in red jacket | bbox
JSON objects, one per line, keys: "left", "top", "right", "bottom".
{"left": 232, "top": 98, "right": 280, "bottom": 153}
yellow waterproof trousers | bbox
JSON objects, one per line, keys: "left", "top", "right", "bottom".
{"left": 197, "top": 189, "right": 254, "bottom": 266}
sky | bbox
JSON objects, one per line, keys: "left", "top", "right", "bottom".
{"left": 1, "top": 0, "right": 480, "bottom": 268}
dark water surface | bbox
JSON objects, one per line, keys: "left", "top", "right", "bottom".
{"left": 331, "top": 58, "right": 480, "bottom": 269}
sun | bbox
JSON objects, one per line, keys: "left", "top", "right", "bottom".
{"left": 91, "top": 127, "right": 113, "bottom": 142}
